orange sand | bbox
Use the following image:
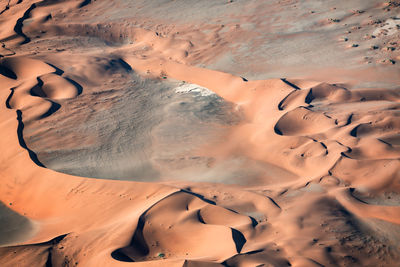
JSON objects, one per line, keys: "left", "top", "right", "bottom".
{"left": 0, "top": 0, "right": 399, "bottom": 266}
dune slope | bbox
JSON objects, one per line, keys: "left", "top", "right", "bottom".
{"left": 0, "top": 0, "right": 400, "bottom": 266}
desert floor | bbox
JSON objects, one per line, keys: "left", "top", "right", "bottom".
{"left": 0, "top": 0, "right": 400, "bottom": 266}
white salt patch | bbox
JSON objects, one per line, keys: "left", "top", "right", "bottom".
{"left": 373, "top": 19, "right": 399, "bottom": 37}
{"left": 174, "top": 83, "right": 216, "bottom": 97}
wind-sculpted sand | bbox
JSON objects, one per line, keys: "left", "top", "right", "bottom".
{"left": 0, "top": 0, "right": 400, "bottom": 266}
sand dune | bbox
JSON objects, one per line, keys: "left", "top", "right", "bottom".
{"left": 0, "top": 0, "right": 400, "bottom": 266}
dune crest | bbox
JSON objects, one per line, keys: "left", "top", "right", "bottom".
{"left": 0, "top": 0, "right": 400, "bottom": 266}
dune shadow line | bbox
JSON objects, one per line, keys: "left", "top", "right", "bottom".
{"left": 46, "top": 62, "right": 64, "bottom": 76}
{"left": 281, "top": 78, "right": 300, "bottom": 90}
{"left": 5, "top": 87, "right": 15, "bottom": 109}
{"left": 118, "top": 58, "right": 133, "bottom": 73}
{"left": 44, "top": 234, "right": 69, "bottom": 267}
{"left": 0, "top": 2, "right": 10, "bottom": 16}
{"left": 79, "top": 0, "right": 91, "bottom": 8}
{"left": 16, "top": 110, "right": 45, "bottom": 167}
{"left": 64, "top": 77, "right": 83, "bottom": 95}
{"left": 0, "top": 65, "right": 17, "bottom": 79}
{"left": 14, "top": 3, "right": 36, "bottom": 44}
{"left": 231, "top": 228, "right": 246, "bottom": 253}
{"left": 40, "top": 101, "right": 61, "bottom": 119}
{"left": 5, "top": 89, "right": 45, "bottom": 167}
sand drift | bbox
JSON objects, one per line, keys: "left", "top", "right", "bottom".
{"left": 0, "top": 0, "right": 400, "bottom": 266}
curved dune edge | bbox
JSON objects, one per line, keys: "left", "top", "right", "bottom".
{"left": 1, "top": 55, "right": 400, "bottom": 266}
{"left": 0, "top": 0, "right": 400, "bottom": 266}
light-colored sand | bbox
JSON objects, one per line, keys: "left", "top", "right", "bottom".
{"left": 0, "top": 0, "right": 400, "bottom": 266}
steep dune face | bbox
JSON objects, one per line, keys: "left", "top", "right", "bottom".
{"left": 0, "top": 0, "right": 400, "bottom": 266}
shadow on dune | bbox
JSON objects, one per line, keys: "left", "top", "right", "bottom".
{"left": 111, "top": 190, "right": 252, "bottom": 263}
{"left": 2, "top": 60, "right": 85, "bottom": 168}
{"left": 0, "top": 202, "right": 35, "bottom": 246}
{"left": 13, "top": 3, "right": 36, "bottom": 44}
{"left": 0, "top": 65, "right": 17, "bottom": 79}
{"left": 15, "top": 110, "right": 45, "bottom": 167}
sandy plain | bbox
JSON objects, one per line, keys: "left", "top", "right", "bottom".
{"left": 0, "top": 0, "right": 400, "bottom": 266}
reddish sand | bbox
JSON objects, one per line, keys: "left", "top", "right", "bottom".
{"left": 0, "top": 0, "right": 400, "bottom": 266}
